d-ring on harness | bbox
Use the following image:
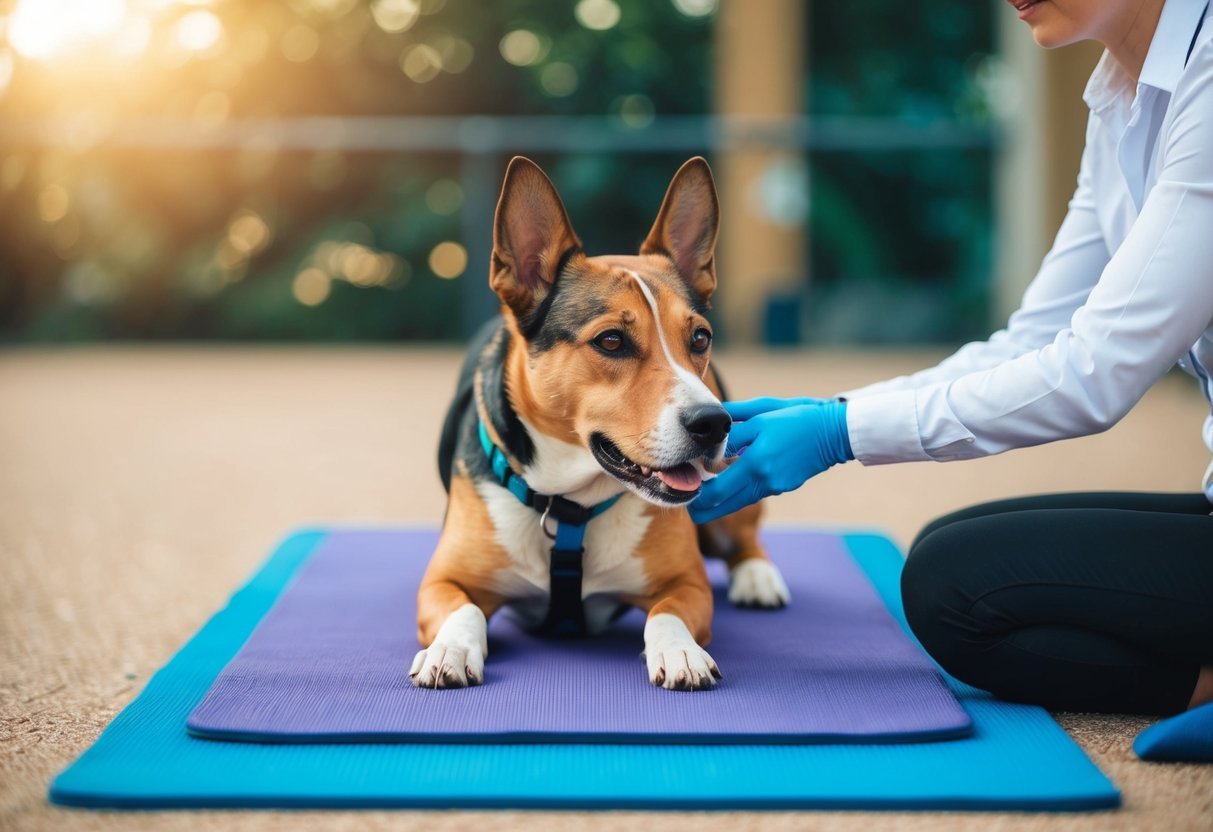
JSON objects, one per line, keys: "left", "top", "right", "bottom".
{"left": 478, "top": 419, "right": 622, "bottom": 636}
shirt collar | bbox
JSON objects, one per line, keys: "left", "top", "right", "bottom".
{"left": 1083, "top": 0, "right": 1208, "bottom": 111}
{"left": 1139, "top": 0, "right": 1208, "bottom": 91}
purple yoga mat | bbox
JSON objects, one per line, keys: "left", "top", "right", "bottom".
{"left": 187, "top": 529, "right": 971, "bottom": 744}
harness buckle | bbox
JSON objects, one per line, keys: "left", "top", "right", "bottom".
{"left": 539, "top": 502, "right": 557, "bottom": 540}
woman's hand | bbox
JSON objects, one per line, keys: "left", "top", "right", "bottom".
{"left": 688, "top": 397, "right": 852, "bottom": 524}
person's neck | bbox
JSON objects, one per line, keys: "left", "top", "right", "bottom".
{"left": 1102, "top": 0, "right": 1166, "bottom": 83}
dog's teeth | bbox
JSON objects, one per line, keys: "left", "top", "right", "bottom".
{"left": 639, "top": 465, "right": 651, "bottom": 476}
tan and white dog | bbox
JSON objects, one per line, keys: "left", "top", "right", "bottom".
{"left": 412, "top": 156, "right": 789, "bottom": 691}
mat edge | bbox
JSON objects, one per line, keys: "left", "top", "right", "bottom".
{"left": 49, "top": 793, "right": 1123, "bottom": 812}
{"left": 183, "top": 723, "right": 976, "bottom": 746}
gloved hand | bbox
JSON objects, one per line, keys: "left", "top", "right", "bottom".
{"left": 689, "top": 397, "right": 852, "bottom": 524}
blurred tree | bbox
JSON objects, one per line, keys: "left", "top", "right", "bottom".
{"left": 0, "top": 0, "right": 993, "bottom": 344}
{"left": 0, "top": 0, "right": 717, "bottom": 341}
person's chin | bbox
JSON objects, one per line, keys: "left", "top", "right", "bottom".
{"left": 1030, "top": 24, "right": 1083, "bottom": 49}
{"left": 1025, "top": 8, "right": 1083, "bottom": 49}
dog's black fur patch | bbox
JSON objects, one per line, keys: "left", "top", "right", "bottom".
{"left": 479, "top": 325, "right": 536, "bottom": 467}
{"left": 517, "top": 249, "right": 610, "bottom": 354}
{"left": 661, "top": 267, "right": 712, "bottom": 317}
{"left": 517, "top": 282, "right": 561, "bottom": 345}
{"left": 529, "top": 281, "right": 608, "bottom": 353}
{"left": 437, "top": 317, "right": 537, "bottom": 494}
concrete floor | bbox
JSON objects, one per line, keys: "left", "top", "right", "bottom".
{"left": 2, "top": 346, "right": 1212, "bottom": 831}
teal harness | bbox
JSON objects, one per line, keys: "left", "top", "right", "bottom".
{"left": 478, "top": 419, "right": 622, "bottom": 636}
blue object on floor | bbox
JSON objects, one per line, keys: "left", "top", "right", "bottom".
{"left": 1134, "top": 701, "right": 1213, "bottom": 763}
{"left": 48, "top": 529, "right": 1121, "bottom": 811}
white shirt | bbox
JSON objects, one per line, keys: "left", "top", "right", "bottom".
{"left": 841, "top": 0, "right": 1213, "bottom": 500}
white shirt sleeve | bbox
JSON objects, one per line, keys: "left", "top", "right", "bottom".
{"left": 847, "top": 54, "right": 1213, "bottom": 465}
{"left": 838, "top": 119, "right": 1110, "bottom": 401}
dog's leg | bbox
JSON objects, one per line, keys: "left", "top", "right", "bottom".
{"left": 698, "top": 502, "right": 790, "bottom": 609}
{"left": 412, "top": 474, "right": 509, "bottom": 688}
{"left": 411, "top": 578, "right": 490, "bottom": 688}
{"left": 643, "top": 581, "right": 720, "bottom": 691}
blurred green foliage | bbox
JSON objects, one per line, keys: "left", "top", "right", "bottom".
{"left": 0, "top": 0, "right": 995, "bottom": 344}
{"left": 807, "top": 1, "right": 994, "bottom": 344}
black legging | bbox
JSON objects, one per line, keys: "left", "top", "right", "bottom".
{"left": 901, "top": 492, "right": 1213, "bottom": 715}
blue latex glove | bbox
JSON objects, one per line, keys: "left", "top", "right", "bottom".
{"left": 689, "top": 397, "right": 853, "bottom": 524}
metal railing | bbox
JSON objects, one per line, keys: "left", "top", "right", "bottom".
{"left": 2, "top": 114, "right": 998, "bottom": 335}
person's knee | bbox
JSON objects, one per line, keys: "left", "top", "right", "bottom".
{"left": 901, "top": 527, "right": 980, "bottom": 675}
{"left": 908, "top": 496, "right": 1030, "bottom": 552}
{"left": 901, "top": 534, "right": 945, "bottom": 642}
{"left": 908, "top": 514, "right": 952, "bottom": 554}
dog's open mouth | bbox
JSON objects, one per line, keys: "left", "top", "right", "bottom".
{"left": 589, "top": 433, "right": 706, "bottom": 505}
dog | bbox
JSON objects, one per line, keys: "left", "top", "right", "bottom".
{"left": 411, "top": 156, "right": 789, "bottom": 691}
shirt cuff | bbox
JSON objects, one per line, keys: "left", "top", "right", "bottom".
{"left": 835, "top": 375, "right": 914, "bottom": 402}
{"left": 845, "top": 389, "right": 933, "bottom": 465}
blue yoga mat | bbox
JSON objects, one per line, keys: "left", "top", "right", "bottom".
{"left": 49, "top": 528, "right": 1120, "bottom": 810}
{"left": 187, "top": 531, "right": 971, "bottom": 744}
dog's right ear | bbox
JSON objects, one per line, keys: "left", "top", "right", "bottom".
{"left": 490, "top": 157, "right": 582, "bottom": 319}
{"left": 641, "top": 157, "right": 719, "bottom": 304}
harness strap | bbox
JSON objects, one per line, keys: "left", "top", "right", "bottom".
{"left": 1189, "top": 4, "right": 1208, "bottom": 67}
{"left": 478, "top": 419, "right": 621, "bottom": 636}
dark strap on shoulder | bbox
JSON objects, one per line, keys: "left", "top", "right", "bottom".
{"left": 1188, "top": 4, "right": 1208, "bottom": 67}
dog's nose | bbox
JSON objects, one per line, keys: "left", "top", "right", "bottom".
{"left": 682, "top": 404, "right": 731, "bottom": 450}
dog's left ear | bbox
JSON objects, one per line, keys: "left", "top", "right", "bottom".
{"left": 641, "top": 157, "right": 719, "bottom": 303}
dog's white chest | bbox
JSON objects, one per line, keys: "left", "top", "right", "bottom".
{"left": 477, "top": 481, "right": 652, "bottom": 633}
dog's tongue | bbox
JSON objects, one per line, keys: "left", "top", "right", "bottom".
{"left": 656, "top": 463, "right": 702, "bottom": 492}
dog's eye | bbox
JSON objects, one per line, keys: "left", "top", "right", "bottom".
{"left": 593, "top": 330, "right": 625, "bottom": 353}
{"left": 690, "top": 328, "right": 712, "bottom": 354}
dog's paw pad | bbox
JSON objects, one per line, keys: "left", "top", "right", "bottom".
{"left": 409, "top": 643, "right": 484, "bottom": 689}
{"left": 728, "top": 558, "right": 790, "bottom": 608}
{"left": 645, "top": 642, "right": 721, "bottom": 691}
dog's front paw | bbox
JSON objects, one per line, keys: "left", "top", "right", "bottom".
{"left": 409, "top": 641, "right": 484, "bottom": 688}
{"left": 646, "top": 642, "right": 721, "bottom": 691}
{"left": 643, "top": 613, "right": 721, "bottom": 691}
{"left": 728, "top": 558, "right": 790, "bottom": 608}
{"left": 410, "top": 603, "right": 487, "bottom": 689}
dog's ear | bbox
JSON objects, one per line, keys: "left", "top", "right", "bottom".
{"left": 641, "top": 157, "right": 719, "bottom": 303}
{"left": 491, "top": 157, "right": 581, "bottom": 318}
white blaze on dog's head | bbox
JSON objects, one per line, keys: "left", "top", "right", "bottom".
{"left": 622, "top": 268, "right": 725, "bottom": 465}
{"left": 488, "top": 156, "right": 732, "bottom": 508}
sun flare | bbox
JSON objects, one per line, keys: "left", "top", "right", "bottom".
{"left": 8, "top": 0, "right": 129, "bottom": 60}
